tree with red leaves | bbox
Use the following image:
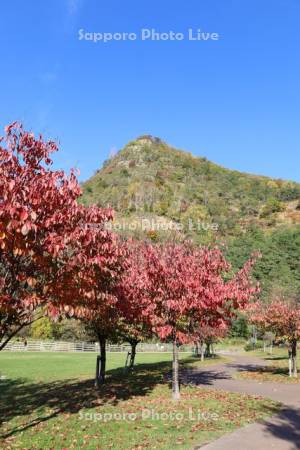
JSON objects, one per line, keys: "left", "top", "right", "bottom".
{"left": 71, "top": 292, "right": 123, "bottom": 386}
{"left": 0, "top": 123, "right": 121, "bottom": 352}
{"left": 129, "top": 243, "right": 258, "bottom": 400}
{"left": 249, "top": 299, "right": 300, "bottom": 377}
{"left": 59, "top": 231, "right": 128, "bottom": 386}
{"left": 117, "top": 241, "right": 154, "bottom": 369}
{"left": 194, "top": 323, "right": 228, "bottom": 361}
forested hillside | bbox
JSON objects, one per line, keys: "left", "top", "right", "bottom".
{"left": 81, "top": 135, "right": 300, "bottom": 297}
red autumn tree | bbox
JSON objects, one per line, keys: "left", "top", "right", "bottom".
{"left": 73, "top": 298, "right": 120, "bottom": 386}
{"left": 0, "top": 123, "right": 120, "bottom": 351}
{"left": 193, "top": 322, "right": 228, "bottom": 361}
{"left": 249, "top": 299, "right": 300, "bottom": 377}
{"left": 130, "top": 243, "right": 257, "bottom": 400}
{"left": 117, "top": 240, "right": 154, "bottom": 369}
{"left": 191, "top": 251, "right": 259, "bottom": 361}
{"left": 57, "top": 232, "right": 128, "bottom": 386}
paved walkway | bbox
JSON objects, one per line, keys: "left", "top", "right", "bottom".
{"left": 184, "top": 354, "right": 300, "bottom": 450}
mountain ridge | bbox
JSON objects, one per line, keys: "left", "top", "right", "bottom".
{"left": 106, "top": 134, "right": 298, "bottom": 183}
{"left": 81, "top": 135, "right": 300, "bottom": 243}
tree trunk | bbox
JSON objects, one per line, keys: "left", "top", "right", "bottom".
{"left": 172, "top": 339, "right": 180, "bottom": 401}
{"left": 0, "top": 333, "right": 19, "bottom": 352}
{"left": 95, "top": 355, "right": 100, "bottom": 387}
{"left": 194, "top": 342, "right": 199, "bottom": 357}
{"left": 200, "top": 341, "right": 205, "bottom": 362}
{"left": 129, "top": 340, "right": 138, "bottom": 369}
{"left": 252, "top": 326, "right": 257, "bottom": 345}
{"left": 269, "top": 342, "right": 273, "bottom": 354}
{"left": 205, "top": 342, "right": 211, "bottom": 358}
{"left": 291, "top": 340, "right": 297, "bottom": 378}
{"left": 95, "top": 335, "right": 106, "bottom": 387}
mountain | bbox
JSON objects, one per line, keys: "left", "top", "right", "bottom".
{"left": 81, "top": 135, "right": 300, "bottom": 241}
{"left": 81, "top": 135, "right": 300, "bottom": 299}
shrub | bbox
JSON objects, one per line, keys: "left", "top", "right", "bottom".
{"left": 260, "top": 198, "right": 285, "bottom": 218}
{"left": 244, "top": 340, "right": 263, "bottom": 351}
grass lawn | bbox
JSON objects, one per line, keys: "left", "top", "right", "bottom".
{"left": 236, "top": 347, "right": 300, "bottom": 383}
{"left": 0, "top": 352, "right": 279, "bottom": 450}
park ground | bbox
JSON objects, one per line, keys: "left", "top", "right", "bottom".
{"left": 0, "top": 351, "right": 280, "bottom": 450}
{"left": 235, "top": 347, "right": 300, "bottom": 383}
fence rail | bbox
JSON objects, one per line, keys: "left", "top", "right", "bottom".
{"left": 3, "top": 340, "right": 194, "bottom": 353}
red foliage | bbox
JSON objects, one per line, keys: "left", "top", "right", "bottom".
{"left": 249, "top": 299, "right": 300, "bottom": 343}
{"left": 121, "top": 242, "right": 258, "bottom": 345}
{"left": 0, "top": 123, "right": 121, "bottom": 349}
{"left": 248, "top": 298, "right": 300, "bottom": 377}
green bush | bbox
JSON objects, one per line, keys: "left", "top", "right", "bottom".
{"left": 260, "top": 198, "right": 285, "bottom": 218}
{"left": 244, "top": 340, "right": 263, "bottom": 352}
{"left": 30, "top": 317, "right": 56, "bottom": 339}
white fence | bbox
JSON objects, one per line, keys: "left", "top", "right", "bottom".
{"left": 3, "top": 340, "right": 194, "bottom": 353}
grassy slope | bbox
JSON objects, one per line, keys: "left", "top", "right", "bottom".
{"left": 0, "top": 352, "right": 279, "bottom": 449}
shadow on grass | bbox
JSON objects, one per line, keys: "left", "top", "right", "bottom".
{"left": 264, "top": 356, "right": 288, "bottom": 361}
{"left": 0, "top": 359, "right": 172, "bottom": 437}
{"left": 231, "top": 363, "right": 291, "bottom": 377}
{"left": 0, "top": 355, "right": 232, "bottom": 439}
{"left": 261, "top": 366, "right": 291, "bottom": 376}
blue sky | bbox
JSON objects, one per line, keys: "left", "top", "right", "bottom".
{"left": 0, "top": 0, "right": 299, "bottom": 182}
